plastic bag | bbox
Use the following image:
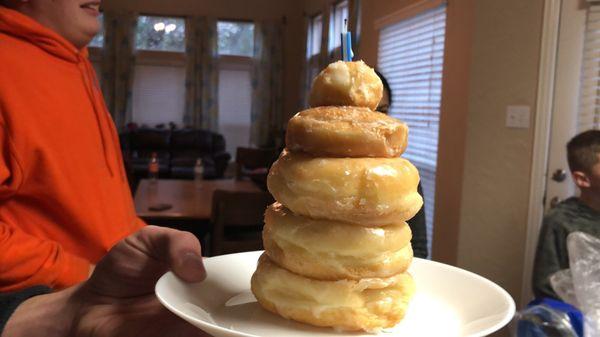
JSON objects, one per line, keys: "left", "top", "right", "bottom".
{"left": 550, "top": 268, "right": 579, "bottom": 309}
{"left": 567, "top": 232, "right": 600, "bottom": 337}
{"left": 513, "top": 300, "right": 581, "bottom": 337}
{"left": 514, "top": 231, "right": 600, "bottom": 337}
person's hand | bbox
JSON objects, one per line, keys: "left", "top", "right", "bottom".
{"left": 4, "top": 226, "right": 211, "bottom": 337}
{"left": 77, "top": 225, "right": 209, "bottom": 337}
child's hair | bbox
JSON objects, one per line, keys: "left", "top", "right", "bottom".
{"left": 374, "top": 70, "right": 392, "bottom": 107}
{"left": 567, "top": 129, "right": 600, "bottom": 173}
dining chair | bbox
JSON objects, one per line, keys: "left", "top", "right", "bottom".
{"left": 209, "top": 189, "right": 274, "bottom": 256}
{"left": 234, "top": 147, "right": 279, "bottom": 180}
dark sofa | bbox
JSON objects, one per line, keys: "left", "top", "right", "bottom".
{"left": 120, "top": 128, "right": 231, "bottom": 186}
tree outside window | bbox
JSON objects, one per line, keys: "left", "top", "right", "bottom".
{"left": 135, "top": 16, "right": 186, "bottom": 52}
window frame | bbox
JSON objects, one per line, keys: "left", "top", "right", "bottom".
{"left": 131, "top": 14, "right": 188, "bottom": 126}
{"left": 135, "top": 50, "right": 186, "bottom": 67}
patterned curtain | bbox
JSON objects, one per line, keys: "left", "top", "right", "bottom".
{"left": 184, "top": 17, "right": 219, "bottom": 131}
{"left": 100, "top": 12, "right": 137, "bottom": 130}
{"left": 250, "top": 21, "right": 284, "bottom": 148}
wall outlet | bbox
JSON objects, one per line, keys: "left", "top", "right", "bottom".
{"left": 506, "top": 105, "right": 530, "bottom": 129}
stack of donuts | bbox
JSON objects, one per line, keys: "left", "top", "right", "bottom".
{"left": 251, "top": 60, "right": 423, "bottom": 332}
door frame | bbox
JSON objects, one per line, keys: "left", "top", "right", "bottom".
{"left": 520, "top": 0, "right": 561, "bottom": 307}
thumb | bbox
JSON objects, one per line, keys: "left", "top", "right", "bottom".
{"left": 138, "top": 226, "right": 207, "bottom": 282}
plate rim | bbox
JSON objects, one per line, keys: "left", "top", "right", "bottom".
{"left": 155, "top": 250, "right": 516, "bottom": 337}
{"left": 156, "top": 271, "right": 260, "bottom": 337}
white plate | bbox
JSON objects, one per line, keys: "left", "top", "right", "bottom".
{"left": 156, "top": 251, "right": 515, "bottom": 337}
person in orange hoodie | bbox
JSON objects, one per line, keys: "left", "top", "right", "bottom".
{"left": 0, "top": 0, "right": 145, "bottom": 291}
{"left": 0, "top": 2, "right": 212, "bottom": 336}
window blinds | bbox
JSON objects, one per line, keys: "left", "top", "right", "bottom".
{"left": 132, "top": 65, "right": 186, "bottom": 126}
{"left": 378, "top": 4, "right": 447, "bottom": 255}
{"left": 578, "top": 5, "right": 600, "bottom": 132}
{"left": 218, "top": 66, "right": 252, "bottom": 160}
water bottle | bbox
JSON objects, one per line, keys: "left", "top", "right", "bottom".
{"left": 194, "top": 158, "right": 204, "bottom": 187}
{"left": 148, "top": 152, "right": 159, "bottom": 183}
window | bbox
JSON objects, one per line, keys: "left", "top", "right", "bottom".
{"left": 218, "top": 65, "right": 252, "bottom": 158}
{"left": 378, "top": 5, "right": 447, "bottom": 255}
{"left": 217, "top": 21, "right": 255, "bottom": 159}
{"left": 135, "top": 16, "right": 186, "bottom": 52}
{"left": 306, "top": 14, "right": 323, "bottom": 59}
{"left": 132, "top": 65, "right": 186, "bottom": 126}
{"left": 328, "top": 1, "right": 348, "bottom": 52}
{"left": 578, "top": 5, "right": 600, "bottom": 131}
{"left": 303, "top": 14, "right": 324, "bottom": 108}
{"left": 217, "top": 21, "right": 255, "bottom": 57}
{"left": 89, "top": 13, "right": 105, "bottom": 48}
{"left": 132, "top": 15, "right": 187, "bottom": 126}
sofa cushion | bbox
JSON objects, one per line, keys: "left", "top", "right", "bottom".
{"left": 131, "top": 129, "right": 171, "bottom": 150}
{"left": 171, "top": 129, "right": 213, "bottom": 153}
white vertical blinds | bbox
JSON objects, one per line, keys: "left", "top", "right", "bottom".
{"left": 578, "top": 5, "right": 600, "bottom": 132}
{"left": 132, "top": 65, "right": 186, "bottom": 126}
{"left": 378, "top": 4, "right": 447, "bottom": 255}
{"left": 218, "top": 66, "right": 252, "bottom": 160}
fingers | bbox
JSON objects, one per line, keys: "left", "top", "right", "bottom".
{"left": 136, "top": 226, "right": 207, "bottom": 283}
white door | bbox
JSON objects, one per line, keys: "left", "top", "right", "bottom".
{"left": 521, "top": 0, "right": 589, "bottom": 306}
{"left": 544, "top": 0, "right": 586, "bottom": 211}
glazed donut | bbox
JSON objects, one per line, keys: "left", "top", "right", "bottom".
{"left": 251, "top": 254, "right": 415, "bottom": 332}
{"left": 309, "top": 60, "right": 383, "bottom": 110}
{"left": 286, "top": 106, "right": 408, "bottom": 158}
{"left": 263, "top": 203, "right": 413, "bottom": 280}
{"left": 267, "top": 150, "right": 423, "bottom": 226}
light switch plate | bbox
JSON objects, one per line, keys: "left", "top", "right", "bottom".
{"left": 506, "top": 105, "right": 530, "bottom": 129}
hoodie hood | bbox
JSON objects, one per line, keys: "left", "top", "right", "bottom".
{"left": 0, "top": 5, "right": 118, "bottom": 177}
{"left": 0, "top": 6, "right": 85, "bottom": 63}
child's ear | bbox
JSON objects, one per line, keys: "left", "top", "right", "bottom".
{"left": 572, "top": 171, "right": 591, "bottom": 188}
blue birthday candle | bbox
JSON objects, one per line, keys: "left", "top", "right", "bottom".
{"left": 341, "top": 19, "right": 354, "bottom": 62}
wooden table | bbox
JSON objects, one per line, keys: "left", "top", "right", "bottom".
{"left": 135, "top": 178, "right": 261, "bottom": 221}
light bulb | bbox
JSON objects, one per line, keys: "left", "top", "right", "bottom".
{"left": 165, "top": 23, "right": 177, "bottom": 33}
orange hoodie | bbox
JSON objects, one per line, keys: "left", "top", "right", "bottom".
{"left": 0, "top": 7, "right": 144, "bottom": 291}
